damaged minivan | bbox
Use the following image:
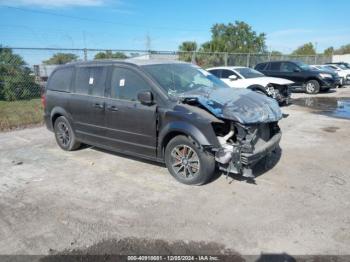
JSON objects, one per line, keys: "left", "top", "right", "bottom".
{"left": 43, "top": 60, "right": 282, "bottom": 185}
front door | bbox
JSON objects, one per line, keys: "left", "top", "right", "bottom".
{"left": 280, "top": 62, "right": 304, "bottom": 86}
{"left": 104, "top": 66, "right": 157, "bottom": 158}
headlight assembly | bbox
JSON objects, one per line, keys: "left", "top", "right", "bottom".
{"left": 319, "top": 73, "right": 333, "bottom": 79}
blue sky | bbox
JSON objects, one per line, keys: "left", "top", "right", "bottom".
{"left": 1, "top": 0, "right": 350, "bottom": 53}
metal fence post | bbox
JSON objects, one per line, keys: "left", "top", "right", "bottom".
{"left": 224, "top": 52, "right": 228, "bottom": 66}
{"left": 246, "top": 53, "right": 251, "bottom": 67}
{"left": 83, "top": 48, "right": 87, "bottom": 61}
{"left": 314, "top": 54, "right": 317, "bottom": 64}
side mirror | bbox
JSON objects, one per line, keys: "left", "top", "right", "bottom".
{"left": 137, "top": 90, "right": 154, "bottom": 105}
{"left": 293, "top": 68, "right": 301, "bottom": 72}
{"left": 228, "top": 75, "right": 238, "bottom": 81}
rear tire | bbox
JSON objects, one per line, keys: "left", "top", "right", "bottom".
{"left": 305, "top": 80, "right": 320, "bottom": 94}
{"left": 54, "top": 116, "right": 81, "bottom": 151}
{"left": 165, "top": 135, "right": 215, "bottom": 185}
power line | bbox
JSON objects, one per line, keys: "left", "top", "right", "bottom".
{"left": 3, "top": 5, "right": 207, "bottom": 32}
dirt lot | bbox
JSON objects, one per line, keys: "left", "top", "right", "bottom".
{"left": 0, "top": 88, "right": 350, "bottom": 257}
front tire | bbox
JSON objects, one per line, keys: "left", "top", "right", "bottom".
{"left": 305, "top": 80, "right": 320, "bottom": 94}
{"left": 54, "top": 116, "right": 81, "bottom": 151}
{"left": 165, "top": 135, "right": 215, "bottom": 185}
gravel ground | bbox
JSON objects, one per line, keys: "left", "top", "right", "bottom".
{"left": 0, "top": 88, "right": 350, "bottom": 258}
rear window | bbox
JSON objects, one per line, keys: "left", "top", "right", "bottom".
{"left": 74, "top": 66, "right": 107, "bottom": 96}
{"left": 48, "top": 67, "right": 73, "bottom": 92}
{"left": 255, "top": 63, "right": 267, "bottom": 71}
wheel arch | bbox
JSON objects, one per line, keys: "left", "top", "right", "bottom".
{"left": 247, "top": 84, "right": 268, "bottom": 95}
{"left": 158, "top": 121, "right": 216, "bottom": 159}
{"left": 50, "top": 107, "right": 74, "bottom": 128}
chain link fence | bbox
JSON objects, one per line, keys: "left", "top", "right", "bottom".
{"left": 0, "top": 47, "right": 332, "bottom": 130}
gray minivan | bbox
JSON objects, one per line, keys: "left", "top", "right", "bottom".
{"left": 43, "top": 60, "right": 282, "bottom": 185}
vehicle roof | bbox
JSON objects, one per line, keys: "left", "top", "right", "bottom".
{"left": 56, "top": 59, "right": 188, "bottom": 68}
{"left": 206, "top": 66, "right": 247, "bottom": 70}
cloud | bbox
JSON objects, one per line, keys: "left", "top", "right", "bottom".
{"left": 0, "top": 0, "right": 106, "bottom": 8}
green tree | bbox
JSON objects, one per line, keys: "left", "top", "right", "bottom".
{"left": 0, "top": 46, "right": 39, "bottom": 101}
{"left": 334, "top": 44, "right": 350, "bottom": 55}
{"left": 200, "top": 21, "right": 266, "bottom": 53}
{"left": 94, "top": 51, "right": 128, "bottom": 59}
{"left": 291, "top": 43, "right": 316, "bottom": 56}
{"left": 270, "top": 50, "right": 283, "bottom": 56}
{"left": 178, "top": 41, "right": 198, "bottom": 62}
{"left": 43, "top": 53, "right": 78, "bottom": 65}
{"left": 323, "top": 47, "right": 334, "bottom": 56}
{"left": 179, "top": 41, "right": 197, "bottom": 52}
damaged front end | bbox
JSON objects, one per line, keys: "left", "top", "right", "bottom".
{"left": 213, "top": 121, "right": 281, "bottom": 178}
{"left": 180, "top": 88, "right": 283, "bottom": 178}
{"left": 268, "top": 84, "right": 292, "bottom": 105}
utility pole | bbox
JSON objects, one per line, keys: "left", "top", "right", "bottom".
{"left": 145, "top": 33, "right": 151, "bottom": 55}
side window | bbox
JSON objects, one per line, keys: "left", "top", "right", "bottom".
{"left": 221, "top": 69, "right": 238, "bottom": 79}
{"left": 280, "top": 62, "right": 297, "bottom": 72}
{"left": 208, "top": 69, "right": 221, "bottom": 78}
{"left": 75, "top": 66, "right": 107, "bottom": 96}
{"left": 111, "top": 67, "right": 151, "bottom": 101}
{"left": 269, "top": 62, "right": 281, "bottom": 71}
{"left": 48, "top": 67, "right": 73, "bottom": 92}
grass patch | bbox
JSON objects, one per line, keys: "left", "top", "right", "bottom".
{"left": 0, "top": 99, "right": 43, "bottom": 131}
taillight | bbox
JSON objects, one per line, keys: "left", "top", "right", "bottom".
{"left": 41, "top": 91, "right": 46, "bottom": 108}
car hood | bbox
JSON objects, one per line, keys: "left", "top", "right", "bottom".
{"left": 179, "top": 87, "right": 282, "bottom": 124}
{"left": 256, "top": 76, "right": 294, "bottom": 86}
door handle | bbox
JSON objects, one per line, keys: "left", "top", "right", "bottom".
{"left": 93, "top": 103, "right": 104, "bottom": 109}
{"left": 107, "top": 105, "right": 119, "bottom": 112}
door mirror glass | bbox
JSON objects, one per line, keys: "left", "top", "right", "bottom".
{"left": 137, "top": 90, "right": 154, "bottom": 105}
{"left": 228, "top": 75, "right": 238, "bottom": 80}
{"left": 294, "top": 67, "right": 301, "bottom": 72}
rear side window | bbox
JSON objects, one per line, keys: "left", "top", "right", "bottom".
{"left": 74, "top": 66, "right": 107, "bottom": 96}
{"left": 269, "top": 62, "right": 281, "bottom": 71}
{"left": 48, "top": 67, "right": 73, "bottom": 92}
{"left": 255, "top": 63, "right": 267, "bottom": 71}
{"left": 208, "top": 69, "right": 221, "bottom": 78}
{"left": 110, "top": 67, "right": 151, "bottom": 101}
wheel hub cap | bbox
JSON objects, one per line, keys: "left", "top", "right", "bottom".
{"left": 170, "top": 145, "right": 200, "bottom": 178}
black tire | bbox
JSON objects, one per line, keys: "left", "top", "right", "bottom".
{"left": 164, "top": 135, "right": 215, "bottom": 185}
{"left": 305, "top": 80, "right": 320, "bottom": 94}
{"left": 53, "top": 116, "right": 81, "bottom": 151}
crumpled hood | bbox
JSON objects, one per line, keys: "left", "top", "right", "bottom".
{"left": 179, "top": 87, "right": 282, "bottom": 124}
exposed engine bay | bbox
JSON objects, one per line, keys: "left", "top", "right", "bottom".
{"left": 212, "top": 120, "right": 281, "bottom": 178}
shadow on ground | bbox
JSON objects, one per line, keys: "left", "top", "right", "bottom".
{"left": 40, "top": 238, "right": 243, "bottom": 262}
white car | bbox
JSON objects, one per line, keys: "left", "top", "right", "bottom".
{"left": 207, "top": 66, "right": 293, "bottom": 105}
{"left": 311, "top": 64, "right": 350, "bottom": 86}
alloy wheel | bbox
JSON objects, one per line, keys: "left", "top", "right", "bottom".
{"left": 56, "top": 122, "right": 70, "bottom": 147}
{"left": 170, "top": 145, "right": 200, "bottom": 178}
{"left": 306, "top": 82, "right": 315, "bottom": 93}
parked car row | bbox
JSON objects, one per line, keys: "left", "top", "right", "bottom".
{"left": 311, "top": 64, "right": 350, "bottom": 86}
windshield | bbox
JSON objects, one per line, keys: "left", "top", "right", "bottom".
{"left": 338, "top": 64, "right": 348, "bottom": 70}
{"left": 142, "top": 63, "right": 228, "bottom": 97}
{"left": 295, "top": 61, "right": 312, "bottom": 70}
{"left": 235, "top": 67, "right": 264, "bottom": 78}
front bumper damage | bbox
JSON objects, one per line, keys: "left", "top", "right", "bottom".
{"left": 213, "top": 122, "right": 281, "bottom": 178}
{"left": 268, "top": 84, "right": 291, "bottom": 105}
